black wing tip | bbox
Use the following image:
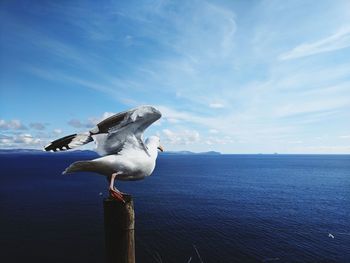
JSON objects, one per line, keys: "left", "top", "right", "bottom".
{"left": 44, "top": 144, "right": 72, "bottom": 152}
{"left": 44, "top": 134, "right": 77, "bottom": 152}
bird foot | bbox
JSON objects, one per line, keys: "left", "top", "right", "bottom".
{"left": 109, "top": 188, "right": 125, "bottom": 203}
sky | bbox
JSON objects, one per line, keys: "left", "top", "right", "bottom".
{"left": 0, "top": 0, "right": 350, "bottom": 153}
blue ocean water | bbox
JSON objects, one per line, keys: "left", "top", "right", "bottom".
{"left": 0, "top": 152, "right": 349, "bottom": 262}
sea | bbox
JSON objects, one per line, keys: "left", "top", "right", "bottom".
{"left": 0, "top": 151, "right": 349, "bottom": 263}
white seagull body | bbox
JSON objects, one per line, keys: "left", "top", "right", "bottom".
{"left": 44, "top": 105, "right": 163, "bottom": 201}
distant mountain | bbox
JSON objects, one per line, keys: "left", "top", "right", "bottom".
{"left": 203, "top": 151, "right": 221, "bottom": 155}
{"left": 0, "top": 148, "right": 43, "bottom": 154}
{"left": 0, "top": 148, "right": 97, "bottom": 156}
{"left": 0, "top": 148, "right": 221, "bottom": 156}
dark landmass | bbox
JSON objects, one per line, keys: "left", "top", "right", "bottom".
{"left": 0, "top": 148, "right": 44, "bottom": 154}
{"left": 0, "top": 149, "right": 98, "bottom": 157}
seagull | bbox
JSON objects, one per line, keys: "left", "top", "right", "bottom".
{"left": 44, "top": 105, "right": 163, "bottom": 202}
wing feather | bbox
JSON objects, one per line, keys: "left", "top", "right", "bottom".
{"left": 44, "top": 105, "right": 161, "bottom": 155}
{"left": 90, "top": 105, "right": 161, "bottom": 155}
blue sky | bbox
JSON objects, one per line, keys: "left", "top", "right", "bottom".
{"left": 0, "top": 0, "right": 349, "bottom": 153}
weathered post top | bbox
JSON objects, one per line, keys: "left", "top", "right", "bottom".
{"left": 103, "top": 195, "right": 135, "bottom": 263}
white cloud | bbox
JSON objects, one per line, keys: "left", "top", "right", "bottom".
{"left": 67, "top": 112, "right": 116, "bottom": 130}
{"left": 156, "top": 105, "right": 200, "bottom": 124}
{"left": 0, "top": 133, "right": 41, "bottom": 148}
{"left": 276, "top": 97, "right": 350, "bottom": 119}
{"left": 67, "top": 119, "right": 92, "bottom": 128}
{"left": 27, "top": 67, "right": 141, "bottom": 104}
{"left": 4, "top": 1, "right": 350, "bottom": 153}
{"left": 279, "top": 26, "right": 350, "bottom": 60}
{"left": 88, "top": 112, "right": 116, "bottom": 126}
{"left": 205, "top": 136, "right": 234, "bottom": 145}
{"left": 157, "top": 105, "right": 296, "bottom": 145}
{"left": 287, "top": 140, "right": 303, "bottom": 144}
{"left": 209, "top": 103, "right": 224, "bottom": 109}
{"left": 53, "top": 129, "right": 63, "bottom": 135}
{"left": 339, "top": 134, "right": 350, "bottom": 139}
{"left": 0, "top": 120, "right": 27, "bottom": 130}
{"left": 162, "top": 129, "right": 200, "bottom": 145}
{"left": 15, "top": 133, "right": 41, "bottom": 145}
{"left": 156, "top": 105, "right": 218, "bottom": 128}
{"left": 29, "top": 122, "right": 47, "bottom": 130}
{"left": 160, "top": 128, "right": 235, "bottom": 148}
{"left": 290, "top": 145, "right": 350, "bottom": 154}
{"left": 136, "top": 1, "right": 237, "bottom": 59}
{"left": 0, "top": 134, "right": 12, "bottom": 144}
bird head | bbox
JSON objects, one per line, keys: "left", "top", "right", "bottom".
{"left": 145, "top": 136, "right": 164, "bottom": 152}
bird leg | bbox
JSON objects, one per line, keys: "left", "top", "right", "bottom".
{"left": 114, "top": 187, "right": 126, "bottom": 195}
{"left": 109, "top": 172, "right": 125, "bottom": 203}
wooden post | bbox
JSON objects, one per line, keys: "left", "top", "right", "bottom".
{"left": 103, "top": 195, "right": 135, "bottom": 263}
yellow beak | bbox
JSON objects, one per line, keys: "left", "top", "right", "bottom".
{"left": 157, "top": 145, "right": 164, "bottom": 152}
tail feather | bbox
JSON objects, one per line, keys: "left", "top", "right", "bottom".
{"left": 63, "top": 160, "right": 113, "bottom": 175}
{"left": 62, "top": 161, "right": 95, "bottom": 174}
{"left": 44, "top": 132, "right": 93, "bottom": 152}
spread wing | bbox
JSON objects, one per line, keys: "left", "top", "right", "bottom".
{"left": 91, "top": 105, "right": 161, "bottom": 155}
{"left": 44, "top": 105, "right": 161, "bottom": 154}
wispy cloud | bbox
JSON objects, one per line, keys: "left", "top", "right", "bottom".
{"left": 279, "top": 26, "right": 350, "bottom": 60}
{"left": 29, "top": 122, "right": 47, "bottom": 130}
{"left": 0, "top": 120, "right": 27, "bottom": 130}
{"left": 209, "top": 103, "right": 225, "bottom": 109}
{"left": 162, "top": 129, "right": 200, "bottom": 145}
{"left": 53, "top": 129, "right": 62, "bottom": 135}
{"left": 2, "top": 0, "right": 350, "bottom": 153}
{"left": 67, "top": 119, "right": 93, "bottom": 129}
{"left": 67, "top": 112, "right": 116, "bottom": 129}
{"left": 205, "top": 135, "right": 234, "bottom": 145}
{"left": 0, "top": 133, "right": 41, "bottom": 148}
